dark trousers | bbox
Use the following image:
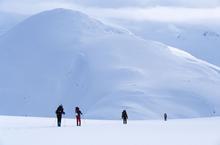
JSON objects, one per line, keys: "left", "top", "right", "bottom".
{"left": 164, "top": 116, "right": 167, "bottom": 121}
{"left": 57, "top": 115, "right": 62, "bottom": 127}
{"left": 123, "top": 118, "right": 127, "bottom": 124}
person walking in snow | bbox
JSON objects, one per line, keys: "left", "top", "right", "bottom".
{"left": 75, "top": 107, "right": 83, "bottom": 126}
{"left": 55, "top": 104, "right": 65, "bottom": 127}
{"left": 164, "top": 113, "right": 167, "bottom": 121}
{"left": 121, "top": 110, "right": 128, "bottom": 124}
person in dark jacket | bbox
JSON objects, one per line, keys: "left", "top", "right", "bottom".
{"left": 55, "top": 104, "right": 65, "bottom": 127}
{"left": 164, "top": 113, "right": 167, "bottom": 121}
{"left": 121, "top": 110, "right": 128, "bottom": 124}
{"left": 75, "top": 107, "right": 83, "bottom": 126}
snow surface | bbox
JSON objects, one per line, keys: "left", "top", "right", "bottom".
{"left": 0, "top": 116, "right": 220, "bottom": 145}
{"left": 0, "top": 8, "right": 220, "bottom": 119}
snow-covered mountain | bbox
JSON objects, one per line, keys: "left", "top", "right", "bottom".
{"left": 112, "top": 20, "right": 220, "bottom": 66}
{"left": 0, "top": 8, "right": 220, "bottom": 119}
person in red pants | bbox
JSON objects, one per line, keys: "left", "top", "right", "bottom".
{"left": 75, "top": 107, "right": 83, "bottom": 126}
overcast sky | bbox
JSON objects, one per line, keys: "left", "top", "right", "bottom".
{"left": 2, "top": 0, "right": 220, "bottom": 9}
{"left": 1, "top": 0, "right": 220, "bottom": 23}
{"left": 72, "top": 0, "right": 220, "bottom": 8}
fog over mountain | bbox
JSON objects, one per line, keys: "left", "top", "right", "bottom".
{"left": 110, "top": 20, "right": 220, "bottom": 66}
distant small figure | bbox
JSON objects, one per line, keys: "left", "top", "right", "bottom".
{"left": 75, "top": 107, "right": 83, "bottom": 126}
{"left": 55, "top": 104, "right": 65, "bottom": 127}
{"left": 213, "top": 110, "right": 216, "bottom": 116}
{"left": 164, "top": 113, "right": 167, "bottom": 121}
{"left": 121, "top": 110, "right": 128, "bottom": 124}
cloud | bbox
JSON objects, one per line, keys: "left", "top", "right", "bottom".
{"left": 72, "top": 0, "right": 220, "bottom": 8}
{"left": 1, "top": 0, "right": 220, "bottom": 14}
{"left": 0, "top": 0, "right": 81, "bottom": 14}
{"left": 0, "top": 0, "right": 220, "bottom": 24}
{"left": 85, "top": 7, "right": 220, "bottom": 24}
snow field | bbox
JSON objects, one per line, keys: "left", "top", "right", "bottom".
{"left": 0, "top": 116, "right": 220, "bottom": 145}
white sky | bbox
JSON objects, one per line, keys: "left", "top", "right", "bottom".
{"left": 0, "top": 0, "right": 220, "bottom": 23}
{"left": 72, "top": 0, "right": 220, "bottom": 8}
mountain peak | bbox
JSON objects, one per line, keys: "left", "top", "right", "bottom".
{"left": 3, "top": 8, "right": 129, "bottom": 43}
{"left": 35, "top": 8, "right": 90, "bottom": 20}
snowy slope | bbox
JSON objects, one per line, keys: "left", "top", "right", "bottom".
{"left": 0, "top": 8, "right": 220, "bottom": 119}
{"left": 0, "top": 116, "right": 220, "bottom": 145}
{"left": 112, "top": 20, "right": 220, "bottom": 66}
{"left": 0, "top": 11, "right": 26, "bottom": 35}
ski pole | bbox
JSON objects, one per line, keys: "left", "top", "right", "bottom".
{"left": 82, "top": 114, "right": 85, "bottom": 126}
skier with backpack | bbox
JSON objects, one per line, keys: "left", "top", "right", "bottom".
{"left": 121, "top": 110, "right": 128, "bottom": 124}
{"left": 55, "top": 104, "right": 65, "bottom": 127}
{"left": 164, "top": 113, "right": 168, "bottom": 121}
{"left": 75, "top": 107, "right": 83, "bottom": 126}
